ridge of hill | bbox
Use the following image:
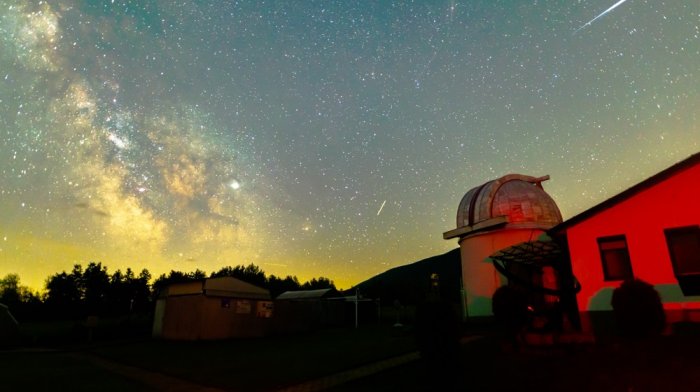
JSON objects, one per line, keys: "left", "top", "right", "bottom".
{"left": 355, "top": 248, "right": 462, "bottom": 305}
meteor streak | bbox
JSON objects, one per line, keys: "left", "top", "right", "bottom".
{"left": 574, "top": 0, "right": 629, "bottom": 34}
{"left": 376, "top": 200, "right": 387, "bottom": 216}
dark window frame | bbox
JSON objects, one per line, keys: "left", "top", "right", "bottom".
{"left": 597, "top": 235, "right": 634, "bottom": 281}
{"left": 664, "top": 225, "right": 700, "bottom": 296}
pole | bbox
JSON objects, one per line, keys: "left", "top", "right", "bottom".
{"left": 461, "top": 275, "right": 468, "bottom": 322}
{"left": 354, "top": 288, "right": 359, "bottom": 329}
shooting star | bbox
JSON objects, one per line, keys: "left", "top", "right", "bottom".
{"left": 376, "top": 200, "right": 387, "bottom": 216}
{"left": 574, "top": 0, "right": 629, "bottom": 34}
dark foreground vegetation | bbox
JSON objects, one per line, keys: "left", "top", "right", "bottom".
{"left": 4, "top": 265, "right": 699, "bottom": 391}
{"left": 1, "top": 324, "right": 418, "bottom": 391}
{"left": 329, "top": 332, "right": 700, "bottom": 392}
{"left": 3, "top": 323, "right": 700, "bottom": 392}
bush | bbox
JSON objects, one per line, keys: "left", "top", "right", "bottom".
{"left": 611, "top": 279, "right": 665, "bottom": 338}
{"left": 492, "top": 285, "right": 529, "bottom": 338}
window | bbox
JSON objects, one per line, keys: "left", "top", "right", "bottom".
{"left": 598, "top": 235, "right": 633, "bottom": 281}
{"left": 665, "top": 226, "right": 700, "bottom": 296}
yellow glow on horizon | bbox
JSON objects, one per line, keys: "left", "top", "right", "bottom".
{"left": 1, "top": 232, "right": 103, "bottom": 292}
{"left": 0, "top": 233, "right": 362, "bottom": 293}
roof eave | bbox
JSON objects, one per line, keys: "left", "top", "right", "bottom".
{"left": 552, "top": 151, "right": 700, "bottom": 233}
{"left": 443, "top": 216, "right": 509, "bottom": 239}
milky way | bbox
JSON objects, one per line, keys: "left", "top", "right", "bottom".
{"left": 1, "top": 1, "right": 698, "bottom": 290}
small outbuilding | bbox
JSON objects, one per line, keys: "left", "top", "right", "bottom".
{"left": 273, "top": 288, "right": 344, "bottom": 333}
{"left": 153, "top": 276, "right": 273, "bottom": 340}
{"left": 274, "top": 289, "right": 377, "bottom": 332}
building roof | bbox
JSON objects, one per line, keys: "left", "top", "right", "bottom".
{"left": 487, "top": 234, "right": 563, "bottom": 267}
{"left": 276, "top": 288, "right": 335, "bottom": 300}
{"left": 166, "top": 276, "right": 271, "bottom": 300}
{"left": 486, "top": 235, "right": 581, "bottom": 295}
{"left": 444, "top": 174, "right": 563, "bottom": 239}
{"left": 552, "top": 152, "right": 700, "bottom": 234}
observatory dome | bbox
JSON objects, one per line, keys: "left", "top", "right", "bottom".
{"left": 446, "top": 174, "right": 562, "bottom": 238}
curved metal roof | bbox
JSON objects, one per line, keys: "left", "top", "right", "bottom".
{"left": 445, "top": 174, "right": 562, "bottom": 239}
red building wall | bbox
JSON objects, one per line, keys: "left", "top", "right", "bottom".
{"left": 564, "top": 161, "right": 700, "bottom": 325}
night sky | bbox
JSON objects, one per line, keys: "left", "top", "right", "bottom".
{"left": 1, "top": 1, "right": 698, "bottom": 291}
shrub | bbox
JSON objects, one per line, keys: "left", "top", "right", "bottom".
{"left": 611, "top": 279, "right": 665, "bottom": 338}
{"left": 492, "top": 285, "right": 529, "bottom": 336}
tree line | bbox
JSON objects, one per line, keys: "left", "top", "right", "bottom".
{"left": 0, "top": 263, "right": 336, "bottom": 322}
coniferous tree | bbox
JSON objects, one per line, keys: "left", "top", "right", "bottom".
{"left": 45, "top": 269, "right": 82, "bottom": 318}
{"left": 82, "top": 262, "right": 110, "bottom": 315}
{"left": 301, "top": 277, "right": 336, "bottom": 291}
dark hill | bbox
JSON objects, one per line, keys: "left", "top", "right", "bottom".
{"left": 356, "top": 248, "right": 462, "bottom": 305}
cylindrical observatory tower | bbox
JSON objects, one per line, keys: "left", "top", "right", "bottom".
{"left": 443, "top": 174, "right": 563, "bottom": 318}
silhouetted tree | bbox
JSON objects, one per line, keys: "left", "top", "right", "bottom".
{"left": 37, "top": 260, "right": 345, "bottom": 320}
{"left": 17, "top": 290, "right": 43, "bottom": 322}
{"left": 45, "top": 263, "right": 153, "bottom": 319}
{"left": 81, "top": 262, "right": 110, "bottom": 315}
{"left": 0, "top": 274, "right": 21, "bottom": 309}
{"left": 267, "top": 274, "right": 302, "bottom": 298}
{"left": 211, "top": 264, "right": 266, "bottom": 288}
{"left": 492, "top": 285, "right": 530, "bottom": 351}
{"left": 612, "top": 278, "right": 665, "bottom": 339}
{"left": 131, "top": 269, "right": 152, "bottom": 313}
{"left": 45, "top": 269, "right": 82, "bottom": 318}
{"left": 152, "top": 269, "right": 206, "bottom": 298}
{"left": 210, "top": 266, "right": 236, "bottom": 278}
{"left": 107, "top": 269, "right": 129, "bottom": 315}
{"left": 301, "top": 277, "right": 336, "bottom": 291}
{"left": 105, "top": 268, "right": 153, "bottom": 315}
{"left": 0, "top": 274, "right": 43, "bottom": 321}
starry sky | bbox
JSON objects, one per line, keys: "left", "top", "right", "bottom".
{"left": 1, "top": 0, "right": 698, "bottom": 291}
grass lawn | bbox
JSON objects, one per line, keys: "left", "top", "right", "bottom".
{"left": 91, "top": 324, "right": 418, "bottom": 391}
{"left": 0, "top": 350, "right": 149, "bottom": 391}
{"left": 9, "top": 321, "right": 700, "bottom": 391}
{"left": 17, "top": 314, "right": 154, "bottom": 347}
